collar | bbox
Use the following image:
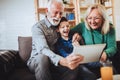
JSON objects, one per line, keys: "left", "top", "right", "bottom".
{"left": 44, "top": 16, "right": 52, "bottom": 28}
{"left": 60, "top": 36, "right": 72, "bottom": 42}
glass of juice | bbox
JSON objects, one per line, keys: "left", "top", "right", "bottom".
{"left": 100, "top": 60, "right": 113, "bottom": 80}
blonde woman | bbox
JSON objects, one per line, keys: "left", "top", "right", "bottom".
{"left": 71, "top": 4, "right": 117, "bottom": 78}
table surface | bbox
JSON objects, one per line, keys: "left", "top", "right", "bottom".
{"left": 97, "top": 74, "right": 120, "bottom": 80}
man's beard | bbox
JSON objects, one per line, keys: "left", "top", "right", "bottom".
{"left": 48, "top": 17, "right": 61, "bottom": 26}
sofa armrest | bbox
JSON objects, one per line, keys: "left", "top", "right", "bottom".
{"left": 15, "top": 51, "right": 28, "bottom": 68}
{"left": 0, "top": 50, "right": 18, "bottom": 76}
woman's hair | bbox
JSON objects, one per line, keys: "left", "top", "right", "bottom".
{"left": 47, "top": 0, "right": 64, "bottom": 12}
{"left": 84, "top": 4, "right": 112, "bottom": 34}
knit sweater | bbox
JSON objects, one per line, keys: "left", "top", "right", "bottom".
{"left": 71, "top": 22, "right": 117, "bottom": 57}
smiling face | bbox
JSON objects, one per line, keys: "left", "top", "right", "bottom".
{"left": 47, "top": 1, "right": 63, "bottom": 26}
{"left": 57, "top": 21, "right": 70, "bottom": 40}
{"left": 87, "top": 9, "right": 103, "bottom": 30}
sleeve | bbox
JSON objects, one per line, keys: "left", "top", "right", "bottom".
{"left": 105, "top": 28, "right": 117, "bottom": 57}
{"left": 32, "top": 23, "right": 62, "bottom": 66}
{"left": 70, "top": 23, "right": 82, "bottom": 34}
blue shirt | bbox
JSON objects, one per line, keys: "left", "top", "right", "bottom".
{"left": 55, "top": 36, "right": 73, "bottom": 57}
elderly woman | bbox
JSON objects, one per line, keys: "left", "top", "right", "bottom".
{"left": 71, "top": 4, "right": 117, "bottom": 77}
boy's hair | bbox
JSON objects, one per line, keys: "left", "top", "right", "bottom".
{"left": 57, "top": 17, "right": 68, "bottom": 27}
{"left": 60, "top": 17, "right": 68, "bottom": 22}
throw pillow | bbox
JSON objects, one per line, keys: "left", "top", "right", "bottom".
{"left": 18, "top": 36, "right": 32, "bottom": 63}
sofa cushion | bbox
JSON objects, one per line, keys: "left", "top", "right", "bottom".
{"left": 8, "top": 68, "right": 36, "bottom": 80}
{"left": 18, "top": 36, "right": 32, "bottom": 63}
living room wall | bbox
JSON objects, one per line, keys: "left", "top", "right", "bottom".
{"left": 0, "top": 0, "right": 35, "bottom": 50}
{"left": 114, "top": 0, "right": 120, "bottom": 41}
{"left": 0, "top": 0, "right": 120, "bottom": 50}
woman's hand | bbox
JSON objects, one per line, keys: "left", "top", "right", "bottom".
{"left": 72, "top": 33, "right": 81, "bottom": 43}
{"left": 100, "top": 52, "right": 107, "bottom": 62}
{"left": 72, "top": 41, "right": 80, "bottom": 46}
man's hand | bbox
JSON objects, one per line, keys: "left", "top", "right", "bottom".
{"left": 59, "top": 54, "right": 84, "bottom": 70}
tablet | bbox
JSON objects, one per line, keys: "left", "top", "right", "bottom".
{"left": 73, "top": 44, "right": 106, "bottom": 63}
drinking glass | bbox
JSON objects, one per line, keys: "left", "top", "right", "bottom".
{"left": 100, "top": 60, "right": 113, "bottom": 80}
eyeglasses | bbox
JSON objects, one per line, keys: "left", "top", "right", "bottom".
{"left": 87, "top": 17, "right": 102, "bottom": 21}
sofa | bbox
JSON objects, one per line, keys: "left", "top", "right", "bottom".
{"left": 0, "top": 37, "right": 35, "bottom": 80}
{"left": 0, "top": 36, "right": 120, "bottom": 80}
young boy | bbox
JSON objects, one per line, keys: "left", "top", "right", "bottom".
{"left": 52, "top": 17, "right": 97, "bottom": 80}
{"left": 55, "top": 17, "right": 84, "bottom": 57}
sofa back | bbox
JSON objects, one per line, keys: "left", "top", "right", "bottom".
{"left": 18, "top": 36, "right": 32, "bottom": 63}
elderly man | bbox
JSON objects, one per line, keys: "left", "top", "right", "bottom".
{"left": 27, "top": 0, "right": 96, "bottom": 80}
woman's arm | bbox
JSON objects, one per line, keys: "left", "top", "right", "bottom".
{"left": 105, "top": 28, "right": 117, "bottom": 57}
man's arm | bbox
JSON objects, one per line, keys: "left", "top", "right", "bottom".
{"left": 59, "top": 54, "right": 84, "bottom": 70}
{"left": 32, "top": 23, "right": 62, "bottom": 66}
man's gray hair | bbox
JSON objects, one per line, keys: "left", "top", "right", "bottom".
{"left": 47, "top": 0, "right": 64, "bottom": 12}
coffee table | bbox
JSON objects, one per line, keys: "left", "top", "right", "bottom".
{"left": 97, "top": 74, "right": 120, "bottom": 80}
